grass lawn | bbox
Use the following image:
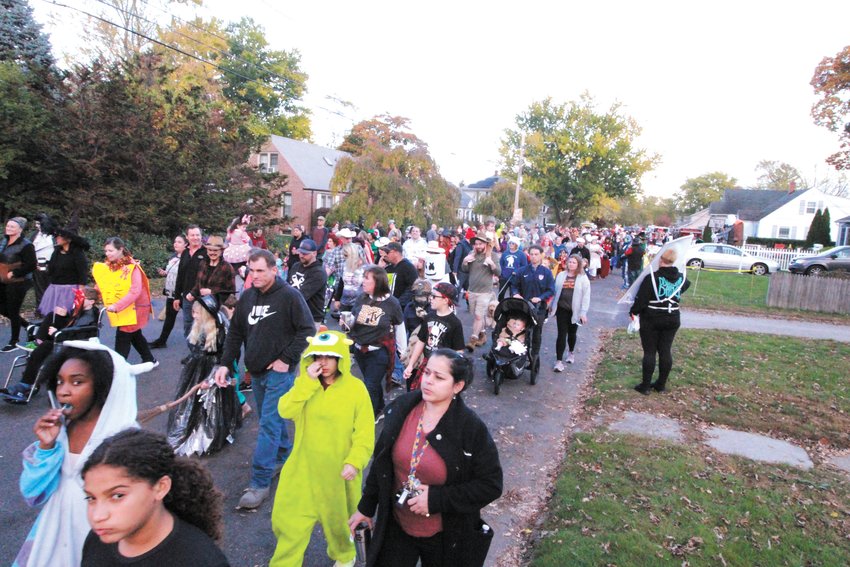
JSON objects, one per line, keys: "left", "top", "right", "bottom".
{"left": 590, "top": 329, "right": 850, "bottom": 450}
{"left": 530, "top": 328, "right": 850, "bottom": 566}
{"left": 531, "top": 433, "right": 850, "bottom": 566}
{"left": 684, "top": 268, "right": 850, "bottom": 323}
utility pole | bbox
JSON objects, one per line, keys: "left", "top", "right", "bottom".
{"left": 512, "top": 132, "right": 525, "bottom": 225}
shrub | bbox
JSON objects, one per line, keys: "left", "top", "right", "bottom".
{"left": 83, "top": 228, "right": 172, "bottom": 277}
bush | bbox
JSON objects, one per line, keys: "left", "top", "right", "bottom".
{"left": 744, "top": 237, "right": 832, "bottom": 249}
{"left": 83, "top": 228, "right": 173, "bottom": 277}
{"left": 266, "top": 233, "right": 292, "bottom": 254}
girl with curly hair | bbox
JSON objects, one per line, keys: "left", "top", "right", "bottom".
{"left": 81, "top": 428, "right": 229, "bottom": 566}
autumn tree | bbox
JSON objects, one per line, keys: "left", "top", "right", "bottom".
{"left": 674, "top": 172, "right": 737, "bottom": 215}
{"left": 331, "top": 115, "right": 458, "bottom": 228}
{"left": 755, "top": 160, "right": 806, "bottom": 190}
{"left": 501, "top": 94, "right": 658, "bottom": 224}
{"left": 811, "top": 45, "right": 850, "bottom": 170}
{"left": 473, "top": 180, "right": 542, "bottom": 222}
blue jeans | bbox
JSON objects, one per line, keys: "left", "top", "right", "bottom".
{"left": 354, "top": 347, "right": 389, "bottom": 416}
{"left": 251, "top": 369, "right": 295, "bottom": 488}
{"left": 182, "top": 300, "right": 193, "bottom": 337}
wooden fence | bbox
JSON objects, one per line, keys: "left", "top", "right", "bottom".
{"left": 766, "top": 272, "right": 850, "bottom": 314}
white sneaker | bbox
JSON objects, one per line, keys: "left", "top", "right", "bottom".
{"left": 333, "top": 560, "right": 356, "bottom": 567}
{"left": 566, "top": 353, "right": 575, "bottom": 364}
{"left": 553, "top": 360, "right": 565, "bottom": 373}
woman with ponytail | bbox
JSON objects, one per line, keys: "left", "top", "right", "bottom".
{"left": 81, "top": 428, "right": 229, "bottom": 566}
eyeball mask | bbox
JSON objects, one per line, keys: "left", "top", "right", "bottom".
{"left": 302, "top": 330, "right": 353, "bottom": 376}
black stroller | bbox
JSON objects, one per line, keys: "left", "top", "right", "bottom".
{"left": 485, "top": 297, "right": 540, "bottom": 395}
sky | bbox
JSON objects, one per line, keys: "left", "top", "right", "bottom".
{"left": 31, "top": 0, "right": 850, "bottom": 198}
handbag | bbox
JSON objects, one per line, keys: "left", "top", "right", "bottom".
{"left": 464, "top": 517, "right": 494, "bottom": 567}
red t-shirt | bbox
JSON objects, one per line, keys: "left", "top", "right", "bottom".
{"left": 391, "top": 402, "right": 447, "bottom": 537}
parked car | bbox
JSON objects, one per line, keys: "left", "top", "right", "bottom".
{"left": 788, "top": 245, "right": 850, "bottom": 276}
{"left": 683, "top": 243, "right": 779, "bottom": 275}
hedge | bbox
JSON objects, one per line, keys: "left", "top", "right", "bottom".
{"left": 83, "top": 229, "right": 173, "bottom": 277}
{"left": 744, "top": 237, "right": 834, "bottom": 249}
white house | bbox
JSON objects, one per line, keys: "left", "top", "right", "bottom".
{"left": 756, "top": 188, "right": 850, "bottom": 243}
{"left": 708, "top": 188, "right": 850, "bottom": 244}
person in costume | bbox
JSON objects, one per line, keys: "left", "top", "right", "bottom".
{"left": 38, "top": 217, "right": 90, "bottom": 324}
{"left": 94, "top": 237, "right": 157, "bottom": 365}
{"left": 14, "top": 341, "right": 150, "bottom": 567}
{"left": 166, "top": 296, "right": 241, "bottom": 456}
{"left": 270, "top": 330, "right": 374, "bottom": 567}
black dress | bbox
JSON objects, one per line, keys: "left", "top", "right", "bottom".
{"left": 166, "top": 312, "right": 240, "bottom": 456}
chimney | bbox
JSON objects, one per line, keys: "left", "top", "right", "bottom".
{"left": 789, "top": 180, "right": 796, "bottom": 194}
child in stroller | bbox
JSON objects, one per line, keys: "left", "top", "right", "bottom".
{"left": 485, "top": 297, "right": 540, "bottom": 394}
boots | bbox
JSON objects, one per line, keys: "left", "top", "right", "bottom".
{"left": 474, "top": 332, "right": 487, "bottom": 347}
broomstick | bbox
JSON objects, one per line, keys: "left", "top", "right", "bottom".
{"left": 136, "top": 381, "right": 208, "bottom": 425}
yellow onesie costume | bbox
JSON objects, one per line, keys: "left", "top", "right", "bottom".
{"left": 271, "top": 330, "right": 375, "bottom": 566}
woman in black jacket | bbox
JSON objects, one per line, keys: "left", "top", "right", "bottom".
{"left": 0, "top": 217, "right": 37, "bottom": 351}
{"left": 349, "top": 349, "right": 503, "bottom": 567}
{"left": 629, "top": 248, "right": 690, "bottom": 394}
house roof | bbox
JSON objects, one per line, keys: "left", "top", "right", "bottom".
{"left": 270, "top": 135, "right": 350, "bottom": 191}
{"left": 836, "top": 215, "right": 850, "bottom": 224}
{"left": 708, "top": 188, "right": 808, "bottom": 221}
{"left": 467, "top": 175, "right": 506, "bottom": 190}
{"left": 675, "top": 207, "right": 711, "bottom": 229}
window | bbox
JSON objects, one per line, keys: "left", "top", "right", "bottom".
{"left": 778, "top": 227, "right": 791, "bottom": 238}
{"left": 280, "top": 192, "right": 292, "bottom": 218}
{"left": 259, "top": 152, "right": 279, "bottom": 173}
{"left": 317, "top": 193, "right": 338, "bottom": 209}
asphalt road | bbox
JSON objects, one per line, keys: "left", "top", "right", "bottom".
{"left": 2, "top": 274, "right": 848, "bottom": 566}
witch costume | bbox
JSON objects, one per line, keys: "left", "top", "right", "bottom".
{"left": 166, "top": 296, "right": 240, "bottom": 456}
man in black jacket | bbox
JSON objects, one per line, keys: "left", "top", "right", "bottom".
{"left": 171, "top": 225, "right": 206, "bottom": 337}
{"left": 214, "top": 249, "right": 314, "bottom": 510}
{"left": 286, "top": 238, "right": 327, "bottom": 328}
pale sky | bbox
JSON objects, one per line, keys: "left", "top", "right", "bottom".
{"left": 32, "top": 0, "right": 850, "bottom": 198}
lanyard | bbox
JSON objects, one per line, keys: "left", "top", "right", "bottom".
{"left": 407, "top": 412, "right": 430, "bottom": 488}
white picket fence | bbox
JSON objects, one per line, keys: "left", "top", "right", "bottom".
{"left": 741, "top": 244, "right": 818, "bottom": 271}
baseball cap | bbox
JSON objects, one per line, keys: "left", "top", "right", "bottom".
{"left": 432, "top": 282, "right": 459, "bottom": 304}
{"left": 381, "top": 241, "right": 403, "bottom": 253}
{"left": 297, "top": 239, "right": 319, "bottom": 254}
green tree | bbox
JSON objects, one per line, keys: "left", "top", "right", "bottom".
{"left": 806, "top": 209, "right": 823, "bottom": 247}
{"left": 501, "top": 94, "right": 658, "bottom": 224}
{"left": 473, "top": 180, "right": 542, "bottom": 223}
{"left": 222, "top": 18, "right": 311, "bottom": 139}
{"left": 0, "top": 0, "right": 55, "bottom": 73}
{"left": 674, "top": 172, "right": 737, "bottom": 215}
{"left": 811, "top": 45, "right": 850, "bottom": 170}
{"left": 702, "top": 224, "right": 712, "bottom": 242}
{"left": 331, "top": 115, "right": 458, "bottom": 228}
{"left": 755, "top": 160, "right": 806, "bottom": 190}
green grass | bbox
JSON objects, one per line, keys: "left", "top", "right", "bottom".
{"left": 684, "top": 268, "right": 850, "bottom": 323}
{"left": 591, "top": 329, "right": 850, "bottom": 449}
{"left": 531, "top": 433, "right": 850, "bottom": 566}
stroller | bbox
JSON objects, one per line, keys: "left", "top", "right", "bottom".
{"left": 484, "top": 297, "right": 540, "bottom": 395}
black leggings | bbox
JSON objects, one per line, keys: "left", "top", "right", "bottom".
{"left": 555, "top": 306, "right": 579, "bottom": 360}
{"left": 638, "top": 316, "right": 680, "bottom": 388}
{"left": 115, "top": 329, "right": 155, "bottom": 362}
{"left": 375, "top": 516, "right": 444, "bottom": 567}
{"left": 152, "top": 298, "right": 179, "bottom": 344}
{"left": 0, "top": 281, "right": 31, "bottom": 345}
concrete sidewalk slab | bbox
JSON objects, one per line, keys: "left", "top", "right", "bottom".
{"left": 609, "top": 411, "right": 685, "bottom": 443}
{"left": 705, "top": 427, "right": 813, "bottom": 470}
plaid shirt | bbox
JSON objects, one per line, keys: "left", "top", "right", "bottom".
{"left": 325, "top": 244, "right": 366, "bottom": 278}
{"left": 191, "top": 259, "right": 236, "bottom": 300}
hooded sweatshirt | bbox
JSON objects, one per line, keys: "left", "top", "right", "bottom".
{"left": 220, "top": 278, "right": 314, "bottom": 374}
{"left": 630, "top": 266, "right": 690, "bottom": 321}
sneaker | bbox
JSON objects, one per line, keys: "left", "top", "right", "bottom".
{"left": 1, "top": 382, "right": 36, "bottom": 404}
{"left": 238, "top": 381, "right": 252, "bottom": 393}
{"left": 634, "top": 383, "right": 652, "bottom": 395}
{"left": 148, "top": 340, "right": 166, "bottom": 349}
{"left": 17, "top": 341, "right": 37, "bottom": 351}
{"left": 237, "top": 486, "right": 270, "bottom": 510}
{"left": 334, "top": 560, "right": 356, "bottom": 567}
{"left": 1, "top": 343, "right": 17, "bottom": 353}
{"left": 566, "top": 353, "right": 575, "bottom": 364}
{"left": 553, "top": 360, "right": 565, "bottom": 373}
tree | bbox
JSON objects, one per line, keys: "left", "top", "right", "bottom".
{"left": 0, "top": 0, "right": 55, "bottom": 74}
{"left": 702, "top": 224, "right": 712, "bottom": 242}
{"left": 221, "top": 18, "right": 311, "bottom": 139}
{"left": 811, "top": 45, "right": 850, "bottom": 170}
{"left": 674, "top": 172, "right": 737, "bottom": 215}
{"left": 473, "top": 180, "right": 542, "bottom": 222}
{"left": 331, "top": 115, "right": 458, "bottom": 228}
{"left": 501, "top": 94, "right": 658, "bottom": 224}
{"left": 755, "top": 160, "right": 806, "bottom": 190}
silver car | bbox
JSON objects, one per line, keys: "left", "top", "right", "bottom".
{"left": 684, "top": 243, "right": 779, "bottom": 275}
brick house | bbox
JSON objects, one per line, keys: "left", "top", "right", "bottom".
{"left": 248, "top": 135, "right": 350, "bottom": 231}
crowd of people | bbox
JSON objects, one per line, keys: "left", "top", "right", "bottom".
{"left": 0, "top": 211, "right": 689, "bottom": 566}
